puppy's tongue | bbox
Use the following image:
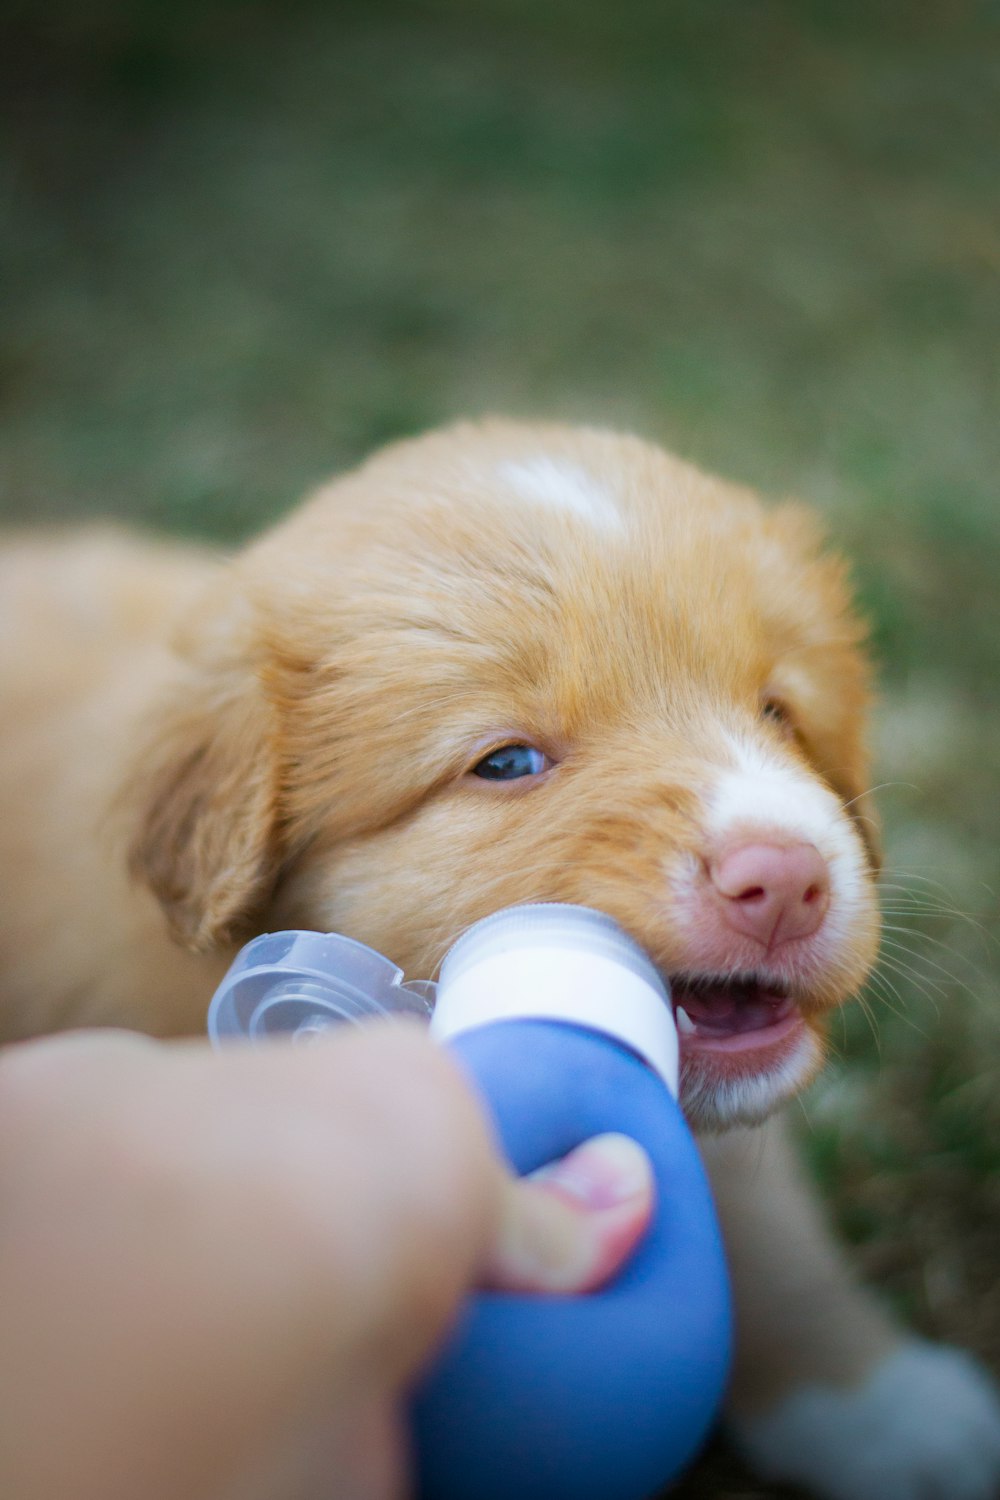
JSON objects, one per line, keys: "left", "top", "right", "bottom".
{"left": 672, "top": 978, "right": 793, "bottom": 1037}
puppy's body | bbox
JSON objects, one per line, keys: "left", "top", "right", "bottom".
{"left": 0, "top": 532, "right": 226, "bottom": 1038}
{"left": 3, "top": 423, "right": 999, "bottom": 1498}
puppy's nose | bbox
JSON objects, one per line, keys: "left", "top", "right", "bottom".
{"left": 709, "top": 841, "right": 830, "bottom": 949}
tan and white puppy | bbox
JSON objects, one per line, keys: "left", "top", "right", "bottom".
{"left": 1, "top": 421, "right": 998, "bottom": 1498}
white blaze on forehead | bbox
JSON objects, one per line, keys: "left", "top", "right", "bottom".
{"left": 498, "top": 456, "right": 623, "bottom": 532}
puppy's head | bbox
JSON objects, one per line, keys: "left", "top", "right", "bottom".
{"left": 129, "top": 421, "right": 880, "bottom": 1130}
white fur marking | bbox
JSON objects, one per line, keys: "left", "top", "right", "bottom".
{"left": 685, "top": 1025, "right": 822, "bottom": 1129}
{"left": 711, "top": 734, "right": 848, "bottom": 855}
{"left": 498, "top": 457, "right": 623, "bottom": 532}
{"left": 709, "top": 733, "right": 866, "bottom": 952}
{"left": 732, "top": 1340, "right": 1000, "bottom": 1500}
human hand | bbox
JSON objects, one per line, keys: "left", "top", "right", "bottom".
{"left": 0, "top": 1025, "right": 653, "bottom": 1500}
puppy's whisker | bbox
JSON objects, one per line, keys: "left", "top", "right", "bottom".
{"left": 851, "top": 988, "right": 883, "bottom": 1055}
{"left": 878, "top": 922, "right": 994, "bottom": 996}
{"left": 879, "top": 870, "right": 994, "bottom": 935}
{"left": 873, "top": 955, "right": 944, "bottom": 1021}
{"left": 877, "top": 939, "right": 952, "bottom": 1002}
{"left": 876, "top": 882, "right": 957, "bottom": 912}
{"left": 863, "top": 968, "right": 933, "bottom": 1039}
{"left": 838, "top": 781, "right": 914, "bottom": 811}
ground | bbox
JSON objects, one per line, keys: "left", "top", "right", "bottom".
{"left": 2, "top": 3, "right": 999, "bottom": 1494}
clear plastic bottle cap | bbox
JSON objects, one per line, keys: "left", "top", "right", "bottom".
{"left": 431, "top": 903, "right": 678, "bottom": 1095}
{"left": 207, "top": 929, "right": 434, "bottom": 1045}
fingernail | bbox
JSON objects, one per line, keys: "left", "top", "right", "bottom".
{"left": 487, "top": 1134, "right": 654, "bottom": 1295}
{"left": 527, "top": 1133, "right": 652, "bottom": 1211}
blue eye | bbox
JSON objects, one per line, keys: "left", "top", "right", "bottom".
{"left": 473, "top": 745, "right": 549, "bottom": 781}
{"left": 761, "top": 696, "right": 794, "bottom": 736}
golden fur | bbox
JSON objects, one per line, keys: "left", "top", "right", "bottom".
{"left": 8, "top": 426, "right": 1000, "bottom": 1496}
{"left": 1, "top": 423, "right": 880, "bottom": 1118}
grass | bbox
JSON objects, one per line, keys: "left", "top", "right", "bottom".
{"left": 3, "top": 3, "right": 999, "bottom": 1493}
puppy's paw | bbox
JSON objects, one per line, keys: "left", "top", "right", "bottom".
{"left": 731, "top": 1340, "right": 1000, "bottom": 1500}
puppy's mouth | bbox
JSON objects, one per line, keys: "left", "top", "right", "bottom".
{"left": 668, "top": 973, "right": 804, "bottom": 1054}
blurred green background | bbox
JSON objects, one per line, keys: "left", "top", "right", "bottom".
{"left": 3, "top": 2, "right": 999, "bottom": 1492}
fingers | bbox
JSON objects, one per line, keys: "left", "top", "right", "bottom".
{"left": 483, "top": 1132, "right": 654, "bottom": 1295}
{"left": 0, "top": 1027, "right": 654, "bottom": 1378}
{"left": 0, "top": 1026, "right": 656, "bottom": 1500}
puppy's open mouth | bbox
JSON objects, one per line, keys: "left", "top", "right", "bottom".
{"left": 668, "top": 974, "right": 804, "bottom": 1054}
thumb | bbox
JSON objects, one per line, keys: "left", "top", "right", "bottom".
{"left": 482, "top": 1133, "right": 654, "bottom": 1295}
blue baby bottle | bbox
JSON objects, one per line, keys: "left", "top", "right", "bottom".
{"left": 207, "top": 904, "right": 732, "bottom": 1499}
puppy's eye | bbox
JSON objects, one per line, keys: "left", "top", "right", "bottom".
{"left": 761, "top": 697, "right": 794, "bottom": 735}
{"left": 472, "top": 744, "right": 550, "bottom": 781}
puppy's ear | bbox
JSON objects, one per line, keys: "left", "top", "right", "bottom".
{"left": 765, "top": 503, "right": 883, "bottom": 874}
{"left": 833, "top": 759, "right": 883, "bottom": 876}
{"left": 125, "top": 600, "right": 281, "bottom": 952}
{"left": 812, "top": 668, "right": 884, "bottom": 877}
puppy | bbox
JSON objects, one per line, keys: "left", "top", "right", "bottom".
{"left": 2, "top": 421, "right": 999, "bottom": 1497}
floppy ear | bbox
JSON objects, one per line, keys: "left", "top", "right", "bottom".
{"left": 765, "top": 503, "right": 883, "bottom": 874}
{"left": 805, "top": 653, "right": 884, "bottom": 877}
{"left": 828, "top": 746, "right": 883, "bottom": 876}
{"left": 125, "top": 609, "right": 281, "bottom": 952}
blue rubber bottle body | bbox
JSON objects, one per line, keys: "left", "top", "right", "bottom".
{"left": 412, "top": 1019, "right": 732, "bottom": 1500}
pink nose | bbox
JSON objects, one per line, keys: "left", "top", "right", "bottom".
{"left": 710, "top": 841, "right": 830, "bottom": 949}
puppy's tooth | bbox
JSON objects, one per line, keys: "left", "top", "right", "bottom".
{"left": 675, "top": 1006, "right": 697, "bottom": 1036}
